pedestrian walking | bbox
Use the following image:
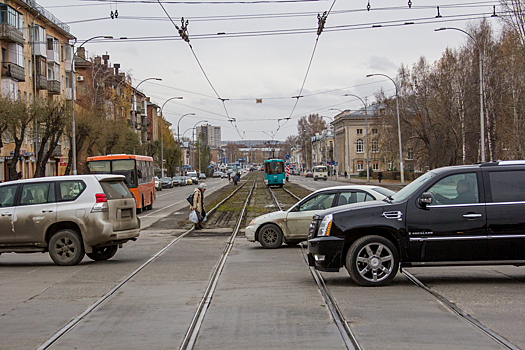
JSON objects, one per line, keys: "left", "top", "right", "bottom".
{"left": 233, "top": 175, "right": 238, "bottom": 185}
{"left": 17, "top": 172, "right": 22, "bottom": 180}
{"left": 378, "top": 172, "right": 383, "bottom": 183}
{"left": 191, "top": 183, "right": 207, "bottom": 230}
{"left": 344, "top": 171, "right": 347, "bottom": 179}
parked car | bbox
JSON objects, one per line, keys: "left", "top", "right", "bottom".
{"left": 154, "top": 176, "right": 162, "bottom": 191}
{"left": 172, "top": 176, "right": 184, "bottom": 186}
{"left": 246, "top": 185, "right": 395, "bottom": 249}
{"left": 213, "top": 171, "right": 222, "bottom": 178}
{"left": 305, "top": 171, "right": 313, "bottom": 178}
{"left": 199, "top": 173, "right": 206, "bottom": 179}
{"left": 308, "top": 161, "right": 525, "bottom": 286}
{"left": 160, "top": 177, "right": 173, "bottom": 188}
{"left": 0, "top": 175, "right": 140, "bottom": 266}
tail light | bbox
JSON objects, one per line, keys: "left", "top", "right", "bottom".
{"left": 96, "top": 193, "right": 107, "bottom": 203}
{"left": 92, "top": 193, "right": 109, "bottom": 212}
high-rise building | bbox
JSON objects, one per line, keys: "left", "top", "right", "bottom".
{"left": 196, "top": 124, "right": 221, "bottom": 148}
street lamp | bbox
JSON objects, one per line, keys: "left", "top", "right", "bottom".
{"left": 367, "top": 73, "right": 404, "bottom": 184}
{"left": 71, "top": 35, "right": 115, "bottom": 175}
{"left": 435, "top": 27, "right": 485, "bottom": 163}
{"left": 343, "top": 94, "right": 370, "bottom": 182}
{"left": 133, "top": 77, "right": 162, "bottom": 153}
{"left": 160, "top": 97, "right": 183, "bottom": 178}
{"left": 192, "top": 120, "right": 208, "bottom": 173}
{"left": 177, "top": 113, "right": 196, "bottom": 174}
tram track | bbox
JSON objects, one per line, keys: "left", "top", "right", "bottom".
{"left": 267, "top": 185, "right": 362, "bottom": 350}
{"left": 37, "top": 173, "right": 257, "bottom": 350}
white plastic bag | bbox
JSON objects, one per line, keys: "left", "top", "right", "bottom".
{"left": 189, "top": 210, "right": 199, "bottom": 223}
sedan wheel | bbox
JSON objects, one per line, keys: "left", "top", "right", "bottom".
{"left": 258, "top": 224, "right": 283, "bottom": 249}
{"left": 49, "top": 229, "right": 85, "bottom": 266}
{"left": 346, "top": 235, "right": 399, "bottom": 286}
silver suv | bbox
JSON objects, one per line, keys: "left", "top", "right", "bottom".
{"left": 0, "top": 175, "right": 140, "bottom": 266}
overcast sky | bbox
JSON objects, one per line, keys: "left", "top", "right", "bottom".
{"left": 40, "top": 0, "right": 501, "bottom": 141}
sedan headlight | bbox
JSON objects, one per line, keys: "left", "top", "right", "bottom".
{"left": 317, "top": 214, "right": 333, "bottom": 236}
{"left": 248, "top": 219, "right": 257, "bottom": 226}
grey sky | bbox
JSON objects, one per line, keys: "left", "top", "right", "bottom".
{"left": 40, "top": 0, "right": 501, "bottom": 141}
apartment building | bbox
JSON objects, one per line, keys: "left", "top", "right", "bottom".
{"left": 331, "top": 104, "right": 383, "bottom": 175}
{"left": 0, "top": 0, "right": 75, "bottom": 181}
{"left": 196, "top": 124, "right": 221, "bottom": 148}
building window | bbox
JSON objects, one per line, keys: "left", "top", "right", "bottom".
{"left": 356, "top": 139, "right": 364, "bottom": 153}
{"left": 357, "top": 162, "right": 363, "bottom": 171}
{"left": 373, "top": 161, "right": 379, "bottom": 171}
{"left": 357, "top": 129, "right": 363, "bottom": 135}
{"left": 372, "top": 140, "right": 379, "bottom": 153}
{"left": 372, "top": 128, "right": 378, "bottom": 135}
{"left": 407, "top": 148, "right": 414, "bottom": 160}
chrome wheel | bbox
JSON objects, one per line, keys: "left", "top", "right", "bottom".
{"left": 258, "top": 224, "right": 283, "bottom": 249}
{"left": 346, "top": 235, "right": 398, "bottom": 286}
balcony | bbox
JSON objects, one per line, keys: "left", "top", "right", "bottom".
{"left": 1, "top": 62, "right": 25, "bottom": 82}
{"left": 47, "top": 80, "right": 60, "bottom": 95}
{"left": 35, "top": 74, "right": 47, "bottom": 90}
{"left": 33, "top": 42, "right": 47, "bottom": 57}
{"left": 0, "top": 24, "right": 24, "bottom": 44}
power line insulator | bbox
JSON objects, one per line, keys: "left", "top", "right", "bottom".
{"left": 115, "top": 9, "right": 118, "bottom": 18}
{"left": 110, "top": 10, "right": 114, "bottom": 19}
{"left": 179, "top": 17, "right": 190, "bottom": 43}
{"left": 408, "top": 0, "right": 412, "bottom": 9}
{"left": 367, "top": 1, "right": 371, "bottom": 11}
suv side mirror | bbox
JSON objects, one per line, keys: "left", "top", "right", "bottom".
{"left": 419, "top": 192, "right": 433, "bottom": 207}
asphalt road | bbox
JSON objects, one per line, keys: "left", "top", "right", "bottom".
{"left": 1, "top": 174, "right": 524, "bottom": 349}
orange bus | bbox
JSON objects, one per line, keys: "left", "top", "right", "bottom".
{"left": 86, "top": 154, "right": 155, "bottom": 213}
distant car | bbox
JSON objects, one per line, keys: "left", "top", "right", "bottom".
{"left": 172, "top": 176, "right": 183, "bottom": 186}
{"left": 0, "top": 175, "right": 140, "bottom": 265}
{"left": 199, "top": 173, "right": 206, "bottom": 179}
{"left": 305, "top": 171, "right": 313, "bottom": 178}
{"left": 245, "top": 185, "right": 395, "bottom": 249}
{"left": 213, "top": 171, "right": 222, "bottom": 178}
{"left": 154, "top": 176, "right": 162, "bottom": 191}
{"left": 160, "top": 177, "right": 173, "bottom": 188}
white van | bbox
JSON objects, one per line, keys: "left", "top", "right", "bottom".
{"left": 313, "top": 165, "right": 328, "bottom": 181}
{"left": 186, "top": 171, "right": 199, "bottom": 184}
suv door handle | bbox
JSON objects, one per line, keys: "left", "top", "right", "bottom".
{"left": 463, "top": 213, "right": 482, "bottom": 219}
{"left": 42, "top": 210, "right": 54, "bottom": 213}
{"left": 1, "top": 213, "right": 12, "bottom": 217}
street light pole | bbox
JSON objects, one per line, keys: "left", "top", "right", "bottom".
{"left": 435, "top": 27, "right": 485, "bottom": 162}
{"left": 133, "top": 77, "right": 162, "bottom": 154}
{"left": 192, "top": 120, "right": 208, "bottom": 172}
{"left": 367, "top": 73, "right": 404, "bottom": 184}
{"left": 343, "top": 94, "right": 369, "bottom": 182}
{"left": 160, "top": 97, "right": 183, "bottom": 178}
{"left": 177, "top": 113, "right": 196, "bottom": 175}
{"left": 71, "top": 35, "right": 114, "bottom": 174}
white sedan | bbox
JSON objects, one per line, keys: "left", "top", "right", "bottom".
{"left": 245, "top": 185, "right": 396, "bottom": 248}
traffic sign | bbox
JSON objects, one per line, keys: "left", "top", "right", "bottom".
{"left": 285, "top": 163, "right": 289, "bottom": 166}
{"left": 285, "top": 154, "right": 290, "bottom": 160}
{"left": 183, "top": 165, "right": 187, "bottom": 169}
{"left": 335, "top": 162, "right": 338, "bottom": 166}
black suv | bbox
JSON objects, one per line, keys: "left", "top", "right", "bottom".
{"left": 307, "top": 161, "right": 525, "bottom": 286}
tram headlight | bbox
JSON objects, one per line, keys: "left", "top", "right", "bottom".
{"left": 317, "top": 214, "right": 333, "bottom": 236}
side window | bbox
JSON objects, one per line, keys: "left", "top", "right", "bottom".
{"left": 20, "top": 183, "right": 54, "bottom": 205}
{"left": 489, "top": 171, "right": 525, "bottom": 202}
{"left": 0, "top": 185, "right": 18, "bottom": 207}
{"left": 299, "top": 193, "right": 336, "bottom": 211}
{"left": 58, "top": 181, "right": 86, "bottom": 202}
{"left": 337, "top": 191, "right": 376, "bottom": 206}
{"left": 427, "top": 173, "right": 479, "bottom": 205}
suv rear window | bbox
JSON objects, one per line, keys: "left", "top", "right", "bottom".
{"left": 58, "top": 181, "right": 86, "bottom": 202}
{"left": 489, "top": 171, "right": 525, "bottom": 202}
{"left": 100, "top": 180, "right": 134, "bottom": 200}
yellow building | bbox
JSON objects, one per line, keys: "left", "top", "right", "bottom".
{"left": 1, "top": 0, "right": 75, "bottom": 181}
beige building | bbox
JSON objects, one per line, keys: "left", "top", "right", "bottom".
{"left": 1, "top": 0, "right": 75, "bottom": 181}
{"left": 332, "top": 104, "right": 384, "bottom": 175}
